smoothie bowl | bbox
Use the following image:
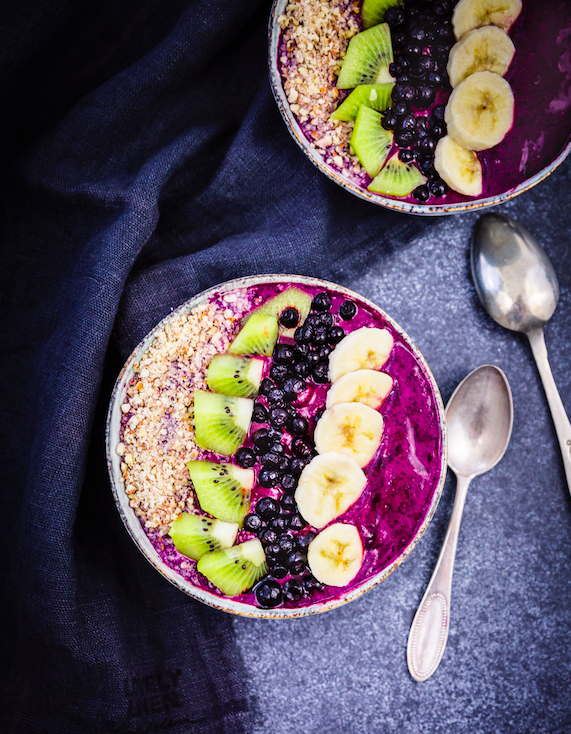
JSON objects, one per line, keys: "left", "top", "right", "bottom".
{"left": 106, "top": 275, "right": 447, "bottom": 618}
{"left": 269, "top": 0, "right": 571, "bottom": 215}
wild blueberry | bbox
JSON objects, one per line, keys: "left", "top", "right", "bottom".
{"left": 431, "top": 121, "right": 447, "bottom": 139}
{"left": 283, "top": 579, "right": 304, "bottom": 602}
{"left": 281, "top": 473, "right": 298, "bottom": 493}
{"left": 235, "top": 447, "right": 256, "bottom": 468}
{"left": 419, "top": 137, "right": 436, "bottom": 152}
{"left": 269, "top": 406, "right": 288, "bottom": 428}
{"left": 261, "top": 451, "right": 281, "bottom": 469}
{"left": 288, "top": 514, "right": 306, "bottom": 532}
{"left": 395, "top": 129, "right": 417, "bottom": 147}
{"left": 328, "top": 326, "right": 345, "bottom": 344}
{"left": 415, "top": 85, "right": 436, "bottom": 109}
{"left": 339, "top": 300, "right": 356, "bottom": 320}
{"left": 399, "top": 149, "right": 415, "bottom": 163}
{"left": 393, "top": 102, "right": 409, "bottom": 118}
{"left": 280, "top": 493, "right": 297, "bottom": 512}
{"left": 279, "top": 307, "right": 300, "bottom": 329}
{"left": 277, "top": 455, "right": 291, "bottom": 472}
{"left": 429, "top": 178, "right": 448, "bottom": 197}
{"left": 269, "top": 516, "right": 289, "bottom": 534}
{"left": 432, "top": 104, "right": 446, "bottom": 121}
{"left": 283, "top": 377, "right": 306, "bottom": 402}
{"left": 293, "top": 361, "right": 310, "bottom": 378}
{"left": 265, "top": 543, "right": 281, "bottom": 558}
{"left": 292, "top": 437, "right": 313, "bottom": 458}
{"left": 266, "top": 386, "right": 285, "bottom": 405}
{"left": 427, "top": 71, "right": 445, "bottom": 87}
{"left": 417, "top": 157, "right": 437, "bottom": 176}
{"left": 312, "top": 292, "right": 332, "bottom": 312}
{"left": 257, "top": 497, "right": 279, "bottom": 520}
{"left": 273, "top": 344, "right": 294, "bottom": 365}
{"left": 318, "top": 312, "right": 334, "bottom": 327}
{"left": 259, "top": 528, "right": 278, "bottom": 545}
{"left": 269, "top": 441, "right": 285, "bottom": 455}
{"left": 318, "top": 345, "right": 332, "bottom": 360}
{"left": 269, "top": 363, "right": 289, "bottom": 385}
{"left": 306, "top": 350, "right": 321, "bottom": 365}
{"left": 405, "top": 41, "right": 423, "bottom": 56}
{"left": 293, "top": 342, "right": 310, "bottom": 359}
{"left": 304, "top": 313, "right": 321, "bottom": 327}
{"left": 253, "top": 428, "right": 271, "bottom": 452}
{"left": 313, "top": 362, "right": 330, "bottom": 384}
{"left": 290, "top": 457, "right": 307, "bottom": 475}
{"left": 288, "top": 414, "right": 308, "bottom": 436}
{"left": 255, "top": 578, "right": 282, "bottom": 608}
{"left": 400, "top": 114, "right": 416, "bottom": 130}
{"left": 296, "top": 531, "right": 317, "bottom": 551}
{"left": 303, "top": 576, "right": 323, "bottom": 594}
{"left": 243, "top": 513, "right": 263, "bottom": 533}
{"left": 259, "top": 469, "right": 280, "bottom": 488}
{"left": 382, "top": 113, "right": 398, "bottom": 130}
{"left": 287, "top": 551, "right": 306, "bottom": 575}
{"left": 259, "top": 378, "right": 274, "bottom": 396}
{"left": 419, "top": 56, "right": 436, "bottom": 75}
{"left": 252, "top": 403, "right": 268, "bottom": 424}
{"left": 312, "top": 325, "right": 329, "bottom": 345}
{"left": 409, "top": 26, "right": 426, "bottom": 43}
{"left": 413, "top": 185, "right": 430, "bottom": 202}
{"left": 278, "top": 534, "right": 295, "bottom": 555}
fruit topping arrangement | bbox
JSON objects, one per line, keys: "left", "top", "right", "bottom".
{"left": 278, "top": 0, "right": 522, "bottom": 203}
{"left": 166, "top": 286, "right": 400, "bottom": 608}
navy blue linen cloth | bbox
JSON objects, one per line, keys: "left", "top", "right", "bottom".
{"left": 0, "top": 1, "right": 429, "bottom": 732}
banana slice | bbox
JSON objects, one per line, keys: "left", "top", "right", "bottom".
{"left": 314, "top": 402, "right": 384, "bottom": 468}
{"left": 329, "top": 327, "right": 394, "bottom": 383}
{"left": 307, "top": 523, "right": 364, "bottom": 587}
{"left": 295, "top": 452, "right": 367, "bottom": 529}
{"left": 445, "top": 71, "right": 514, "bottom": 151}
{"left": 452, "top": 0, "right": 522, "bottom": 40}
{"left": 326, "top": 369, "right": 393, "bottom": 410}
{"left": 434, "top": 135, "right": 483, "bottom": 197}
{"left": 447, "top": 26, "right": 515, "bottom": 88}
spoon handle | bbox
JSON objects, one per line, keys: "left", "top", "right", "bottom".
{"left": 407, "top": 474, "right": 471, "bottom": 682}
{"left": 527, "top": 328, "right": 571, "bottom": 496}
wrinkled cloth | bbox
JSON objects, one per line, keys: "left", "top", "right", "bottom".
{"left": 0, "top": 1, "right": 431, "bottom": 732}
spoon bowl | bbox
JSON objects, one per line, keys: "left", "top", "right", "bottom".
{"left": 446, "top": 364, "right": 514, "bottom": 479}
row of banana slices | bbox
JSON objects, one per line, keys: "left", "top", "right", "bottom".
{"left": 296, "top": 326, "right": 394, "bottom": 587}
{"left": 434, "top": 0, "right": 523, "bottom": 197}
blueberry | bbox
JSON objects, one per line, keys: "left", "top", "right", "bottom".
{"left": 405, "top": 42, "right": 423, "bottom": 56}
{"left": 288, "top": 514, "right": 306, "bottom": 532}
{"left": 294, "top": 324, "right": 313, "bottom": 343}
{"left": 279, "top": 307, "right": 300, "bottom": 329}
{"left": 399, "top": 149, "right": 415, "bottom": 163}
{"left": 255, "top": 578, "right": 282, "bottom": 608}
{"left": 416, "top": 116, "right": 429, "bottom": 132}
{"left": 413, "top": 185, "right": 430, "bottom": 202}
{"left": 292, "top": 436, "right": 314, "bottom": 458}
{"left": 427, "top": 71, "right": 445, "bottom": 87}
{"left": 293, "top": 361, "right": 310, "bottom": 378}
{"left": 409, "top": 26, "right": 426, "bottom": 43}
{"left": 400, "top": 85, "right": 417, "bottom": 104}
{"left": 265, "top": 543, "right": 281, "bottom": 558}
{"left": 388, "top": 62, "right": 400, "bottom": 78}
{"left": 312, "top": 292, "right": 332, "bottom": 312}
{"left": 266, "top": 386, "right": 285, "bottom": 405}
{"left": 252, "top": 403, "right": 268, "bottom": 423}
{"left": 259, "top": 378, "right": 274, "bottom": 396}
{"left": 382, "top": 113, "right": 398, "bottom": 130}
{"left": 253, "top": 428, "right": 271, "bottom": 452}
{"left": 283, "top": 377, "right": 306, "bottom": 402}
{"left": 269, "top": 516, "right": 289, "bottom": 534}
{"left": 415, "top": 85, "right": 436, "bottom": 109}
{"left": 398, "top": 74, "right": 412, "bottom": 84}
{"left": 290, "top": 457, "right": 307, "bottom": 475}
{"left": 273, "top": 344, "right": 294, "bottom": 365}
{"left": 304, "top": 313, "right": 321, "bottom": 328}
{"left": 392, "top": 30, "right": 406, "bottom": 49}
{"left": 278, "top": 534, "right": 295, "bottom": 555}
{"left": 235, "top": 447, "right": 256, "bottom": 468}
{"left": 429, "top": 178, "right": 448, "bottom": 197}
{"left": 266, "top": 427, "right": 283, "bottom": 443}
{"left": 243, "top": 513, "right": 263, "bottom": 533}
{"left": 435, "top": 44, "right": 450, "bottom": 59}
{"left": 312, "top": 325, "right": 329, "bottom": 345}
{"left": 313, "top": 362, "right": 330, "bottom": 384}
{"left": 303, "top": 575, "right": 323, "bottom": 594}
{"left": 400, "top": 114, "right": 416, "bottom": 130}
{"left": 434, "top": 1, "right": 451, "bottom": 15}
{"left": 393, "top": 102, "right": 409, "bottom": 119}
{"left": 269, "top": 406, "right": 288, "bottom": 428}
{"left": 296, "top": 531, "right": 317, "bottom": 551}
{"left": 418, "top": 56, "right": 436, "bottom": 75}
{"left": 417, "top": 157, "right": 437, "bottom": 177}
{"left": 287, "top": 551, "right": 306, "bottom": 575}
{"left": 261, "top": 451, "right": 281, "bottom": 469}
{"left": 281, "top": 473, "right": 298, "bottom": 493}
{"left": 318, "top": 345, "right": 332, "bottom": 360}
{"left": 260, "top": 528, "right": 278, "bottom": 545}
{"left": 259, "top": 469, "right": 280, "bottom": 488}
{"left": 270, "top": 363, "right": 289, "bottom": 385}
{"left": 280, "top": 493, "right": 297, "bottom": 512}
{"left": 269, "top": 564, "right": 288, "bottom": 579}
{"left": 306, "top": 350, "right": 321, "bottom": 365}
{"left": 288, "top": 414, "right": 308, "bottom": 436}
{"left": 328, "top": 326, "right": 345, "bottom": 344}
{"left": 256, "top": 497, "right": 279, "bottom": 520}
{"left": 338, "top": 300, "right": 356, "bottom": 320}
{"left": 293, "top": 342, "right": 310, "bottom": 359}
{"left": 283, "top": 579, "right": 304, "bottom": 602}
{"left": 277, "top": 455, "right": 291, "bottom": 472}
{"left": 269, "top": 441, "right": 285, "bottom": 455}
{"left": 385, "top": 6, "right": 405, "bottom": 25}
{"left": 419, "top": 137, "right": 436, "bottom": 152}
{"left": 318, "top": 312, "right": 334, "bottom": 327}
{"left": 432, "top": 104, "right": 446, "bottom": 121}
{"left": 395, "top": 129, "right": 417, "bottom": 147}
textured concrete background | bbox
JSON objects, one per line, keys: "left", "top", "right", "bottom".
{"left": 233, "top": 158, "right": 571, "bottom": 734}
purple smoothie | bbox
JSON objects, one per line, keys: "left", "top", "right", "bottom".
{"left": 143, "top": 281, "right": 445, "bottom": 609}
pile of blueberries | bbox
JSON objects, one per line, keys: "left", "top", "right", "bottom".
{"left": 235, "top": 291, "right": 358, "bottom": 607}
{"left": 382, "top": 0, "right": 456, "bottom": 202}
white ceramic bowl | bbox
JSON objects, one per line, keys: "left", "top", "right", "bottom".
{"left": 106, "top": 275, "right": 447, "bottom": 617}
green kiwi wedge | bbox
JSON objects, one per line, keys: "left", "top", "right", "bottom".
{"left": 197, "top": 539, "right": 268, "bottom": 596}
{"left": 228, "top": 311, "right": 278, "bottom": 356}
{"left": 336, "top": 24, "right": 394, "bottom": 89}
{"left": 368, "top": 153, "right": 426, "bottom": 197}
{"left": 331, "top": 83, "right": 394, "bottom": 121}
{"left": 350, "top": 105, "right": 393, "bottom": 177}
{"left": 168, "top": 513, "right": 239, "bottom": 561}
{"left": 362, "top": 0, "right": 403, "bottom": 30}
{"left": 187, "top": 460, "right": 253, "bottom": 524}
{"left": 246, "top": 286, "right": 312, "bottom": 335}
{"left": 207, "top": 354, "right": 264, "bottom": 398}
{"left": 193, "top": 390, "right": 253, "bottom": 456}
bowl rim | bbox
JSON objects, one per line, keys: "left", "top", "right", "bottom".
{"left": 267, "top": 0, "right": 571, "bottom": 216}
{"left": 106, "top": 274, "right": 448, "bottom": 618}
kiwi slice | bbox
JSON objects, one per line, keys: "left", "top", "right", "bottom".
{"left": 193, "top": 390, "right": 253, "bottom": 456}
{"left": 228, "top": 312, "right": 278, "bottom": 356}
{"left": 187, "top": 460, "right": 253, "bottom": 524}
{"left": 331, "top": 83, "right": 394, "bottom": 122}
{"left": 337, "top": 24, "right": 394, "bottom": 89}
{"left": 207, "top": 354, "right": 264, "bottom": 398}
{"left": 169, "top": 513, "right": 239, "bottom": 561}
{"left": 362, "top": 0, "right": 403, "bottom": 30}
{"left": 246, "top": 286, "right": 312, "bottom": 335}
{"left": 197, "top": 539, "right": 268, "bottom": 597}
{"left": 368, "top": 153, "right": 426, "bottom": 197}
{"left": 350, "top": 105, "right": 393, "bottom": 177}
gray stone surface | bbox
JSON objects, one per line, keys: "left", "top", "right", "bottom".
{"left": 232, "top": 158, "right": 571, "bottom": 734}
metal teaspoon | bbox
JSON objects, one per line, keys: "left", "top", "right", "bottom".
{"left": 407, "top": 365, "right": 513, "bottom": 682}
{"left": 471, "top": 212, "right": 571, "bottom": 496}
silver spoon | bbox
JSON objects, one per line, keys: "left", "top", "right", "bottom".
{"left": 407, "top": 365, "right": 513, "bottom": 682}
{"left": 471, "top": 212, "right": 571, "bottom": 495}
